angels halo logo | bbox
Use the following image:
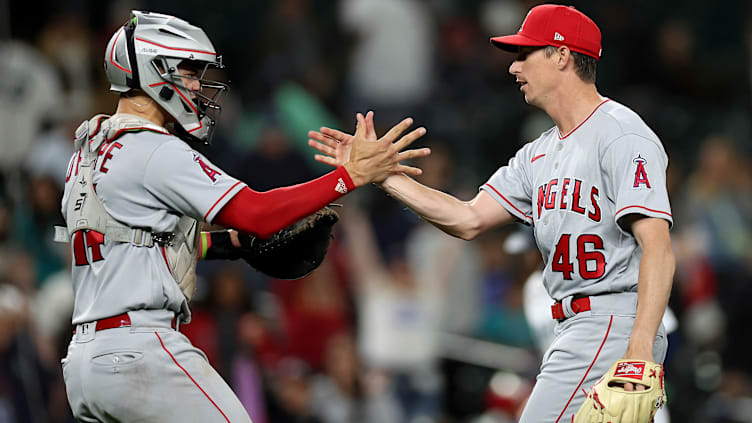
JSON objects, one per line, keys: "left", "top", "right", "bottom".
{"left": 632, "top": 154, "right": 651, "bottom": 188}
{"left": 192, "top": 153, "right": 221, "bottom": 183}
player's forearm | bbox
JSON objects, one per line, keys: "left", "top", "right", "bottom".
{"left": 215, "top": 167, "right": 355, "bottom": 238}
{"left": 380, "top": 174, "right": 483, "bottom": 240}
{"left": 626, "top": 234, "right": 675, "bottom": 360}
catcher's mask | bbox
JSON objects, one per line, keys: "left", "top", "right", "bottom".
{"left": 104, "top": 10, "right": 228, "bottom": 144}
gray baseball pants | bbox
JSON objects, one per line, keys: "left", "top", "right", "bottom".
{"left": 519, "top": 292, "right": 668, "bottom": 422}
{"left": 62, "top": 309, "right": 253, "bottom": 423}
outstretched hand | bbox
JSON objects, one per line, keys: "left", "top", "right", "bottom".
{"left": 309, "top": 112, "right": 430, "bottom": 186}
{"left": 308, "top": 111, "right": 377, "bottom": 168}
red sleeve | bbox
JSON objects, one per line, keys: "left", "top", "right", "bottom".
{"left": 214, "top": 166, "right": 355, "bottom": 238}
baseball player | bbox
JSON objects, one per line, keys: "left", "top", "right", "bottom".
{"left": 506, "top": 227, "right": 677, "bottom": 422}
{"left": 56, "top": 11, "right": 428, "bottom": 423}
{"left": 309, "top": 4, "right": 673, "bottom": 422}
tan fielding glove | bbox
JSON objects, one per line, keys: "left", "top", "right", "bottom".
{"left": 573, "top": 359, "right": 666, "bottom": 423}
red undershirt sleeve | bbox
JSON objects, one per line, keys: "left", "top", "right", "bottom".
{"left": 214, "top": 166, "right": 355, "bottom": 239}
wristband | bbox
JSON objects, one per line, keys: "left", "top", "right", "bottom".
{"left": 202, "top": 231, "right": 242, "bottom": 260}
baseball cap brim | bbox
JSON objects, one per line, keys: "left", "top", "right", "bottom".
{"left": 490, "top": 34, "right": 548, "bottom": 53}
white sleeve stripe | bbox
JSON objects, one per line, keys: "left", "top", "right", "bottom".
{"left": 615, "top": 205, "right": 672, "bottom": 218}
{"left": 203, "top": 181, "right": 243, "bottom": 222}
{"left": 483, "top": 183, "right": 533, "bottom": 222}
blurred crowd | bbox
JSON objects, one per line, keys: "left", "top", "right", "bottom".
{"left": 2, "top": 0, "right": 752, "bottom": 422}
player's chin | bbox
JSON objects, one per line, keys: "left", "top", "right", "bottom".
{"left": 522, "top": 91, "right": 539, "bottom": 106}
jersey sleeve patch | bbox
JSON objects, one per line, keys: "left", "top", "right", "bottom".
{"left": 192, "top": 153, "right": 222, "bottom": 183}
{"left": 632, "top": 155, "right": 651, "bottom": 189}
{"left": 602, "top": 135, "right": 673, "bottom": 234}
{"left": 143, "top": 140, "right": 246, "bottom": 221}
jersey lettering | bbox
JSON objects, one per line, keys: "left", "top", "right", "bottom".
{"left": 66, "top": 151, "right": 82, "bottom": 183}
{"left": 75, "top": 151, "right": 82, "bottom": 177}
{"left": 552, "top": 233, "right": 606, "bottom": 280}
{"left": 193, "top": 153, "right": 221, "bottom": 183}
{"left": 551, "top": 234, "right": 573, "bottom": 280}
{"left": 537, "top": 184, "right": 547, "bottom": 218}
{"left": 576, "top": 234, "right": 606, "bottom": 279}
{"left": 632, "top": 155, "right": 651, "bottom": 188}
{"left": 72, "top": 230, "right": 106, "bottom": 266}
{"left": 66, "top": 153, "right": 76, "bottom": 183}
{"left": 588, "top": 186, "right": 601, "bottom": 222}
{"left": 536, "top": 178, "right": 601, "bottom": 223}
{"left": 544, "top": 179, "right": 558, "bottom": 210}
{"left": 99, "top": 142, "right": 123, "bottom": 173}
{"left": 559, "top": 178, "right": 570, "bottom": 209}
{"left": 571, "top": 179, "right": 586, "bottom": 214}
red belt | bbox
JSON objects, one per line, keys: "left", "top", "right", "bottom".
{"left": 551, "top": 297, "right": 591, "bottom": 320}
{"left": 75, "top": 313, "right": 177, "bottom": 334}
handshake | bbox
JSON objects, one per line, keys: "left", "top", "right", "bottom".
{"left": 307, "top": 111, "right": 431, "bottom": 187}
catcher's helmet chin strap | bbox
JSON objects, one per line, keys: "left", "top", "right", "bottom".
{"left": 124, "top": 18, "right": 141, "bottom": 89}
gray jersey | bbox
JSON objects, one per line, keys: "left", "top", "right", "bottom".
{"left": 482, "top": 100, "right": 672, "bottom": 300}
{"left": 61, "top": 128, "right": 246, "bottom": 324}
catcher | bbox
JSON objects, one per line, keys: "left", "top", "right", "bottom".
{"left": 309, "top": 4, "right": 671, "bottom": 423}
{"left": 55, "top": 10, "right": 428, "bottom": 423}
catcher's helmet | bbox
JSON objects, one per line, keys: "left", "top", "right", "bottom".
{"left": 104, "top": 10, "right": 227, "bottom": 143}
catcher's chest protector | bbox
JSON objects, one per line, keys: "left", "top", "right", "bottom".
{"left": 54, "top": 114, "right": 202, "bottom": 300}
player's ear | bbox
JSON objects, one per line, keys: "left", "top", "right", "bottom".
{"left": 556, "top": 46, "right": 571, "bottom": 69}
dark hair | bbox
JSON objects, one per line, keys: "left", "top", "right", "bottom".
{"left": 119, "top": 89, "right": 143, "bottom": 98}
{"left": 544, "top": 46, "right": 597, "bottom": 83}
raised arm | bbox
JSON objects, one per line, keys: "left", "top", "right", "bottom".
{"left": 309, "top": 112, "right": 515, "bottom": 240}
{"left": 338, "top": 204, "right": 390, "bottom": 286}
{"left": 380, "top": 175, "right": 513, "bottom": 240}
{"left": 216, "top": 113, "right": 429, "bottom": 238}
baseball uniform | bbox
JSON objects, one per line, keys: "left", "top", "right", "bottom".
{"left": 60, "top": 114, "right": 252, "bottom": 423}
{"left": 481, "top": 99, "right": 672, "bottom": 422}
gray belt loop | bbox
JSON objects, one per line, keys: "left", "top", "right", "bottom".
{"left": 562, "top": 296, "right": 576, "bottom": 319}
{"left": 74, "top": 322, "right": 97, "bottom": 343}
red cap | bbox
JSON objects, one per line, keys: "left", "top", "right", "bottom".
{"left": 490, "top": 4, "right": 602, "bottom": 60}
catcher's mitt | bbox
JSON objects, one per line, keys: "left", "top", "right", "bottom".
{"left": 573, "top": 359, "right": 666, "bottom": 423}
{"left": 240, "top": 207, "right": 339, "bottom": 279}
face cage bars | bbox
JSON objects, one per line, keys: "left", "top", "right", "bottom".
{"left": 150, "top": 57, "right": 229, "bottom": 123}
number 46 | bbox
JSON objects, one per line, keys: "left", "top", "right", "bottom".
{"left": 551, "top": 234, "right": 606, "bottom": 280}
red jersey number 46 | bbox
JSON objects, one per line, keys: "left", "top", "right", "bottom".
{"left": 551, "top": 234, "right": 606, "bottom": 280}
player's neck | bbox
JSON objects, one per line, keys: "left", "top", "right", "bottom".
{"left": 115, "top": 94, "right": 168, "bottom": 128}
{"left": 544, "top": 83, "right": 605, "bottom": 137}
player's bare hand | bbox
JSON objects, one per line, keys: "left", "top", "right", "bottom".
{"left": 308, "top": 111, "right": 377, "bottom": 167}
{"left": 620, "top": 382, "right": 647, "bottom": 391}
{"left": 620, "top": 348, "right": 651, "bottom": 391}
{"left": 228, "top": 229, "right": 241, "bottom": 248}
{"left": 343, "top": 113, "right": 430, "bottom": 186}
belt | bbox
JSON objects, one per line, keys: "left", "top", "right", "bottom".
{"left": 551, "top": 296, "right": 591, "bottom": 320}
{"left": 74, "top": 313, "right": 177, "bottom": 334}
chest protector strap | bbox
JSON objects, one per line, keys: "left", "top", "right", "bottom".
{"left": 54, "top": 114, "right": 203, "bottom": 301}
